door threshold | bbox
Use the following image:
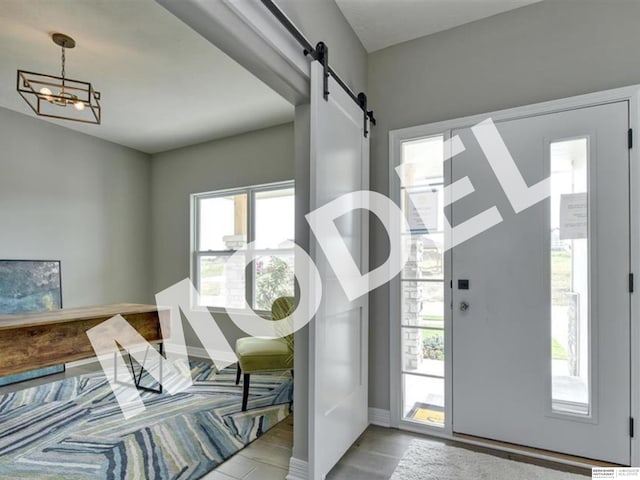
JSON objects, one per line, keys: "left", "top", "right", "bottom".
{"left": 451, "top": 432, "right": 623, "bottom": 475}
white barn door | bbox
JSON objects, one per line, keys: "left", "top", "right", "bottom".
{"left": 308, "top": 60, "right": 370, "bottom": 479}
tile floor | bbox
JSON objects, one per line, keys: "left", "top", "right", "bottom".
{"left": 202, "top": 415, "right": 293, "bottom": 480}
{"left": 204, "top": 418, "right": 593, "bottom": 480}
{"left": 202, "top": 418, "right": 422, "bottom": 480}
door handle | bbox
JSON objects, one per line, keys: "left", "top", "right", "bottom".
{"left": 459, "top": 301, "right": 469, "bottom": 312}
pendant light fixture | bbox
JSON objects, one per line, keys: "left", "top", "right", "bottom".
{"left": 17, "top": 33, "right": 101, "bottom": 124}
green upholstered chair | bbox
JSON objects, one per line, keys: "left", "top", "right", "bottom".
{"left": 235, "top": 296, "right": 294, "bottom": 411}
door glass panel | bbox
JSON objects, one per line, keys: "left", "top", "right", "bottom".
{"left": 401, "top": 186, "right": 445, "bottom": 232}
{"left": 401, "top": 281, "right": 444, "bottom": 327}
{"left": 402, "top": 374, "right": 445, "bottom": 427}
{"left": 400, "top": 134, "right": 446, "bottom": 428}
{"left": 549, "top": 138, "right": 590, "bottom": 416}
{"left": 401, "top": 137, "right": 444, "bottom": 187}
{"left": 401, "top": 233, "right": 444, "bottom": 280}
{"left": 402, "top": 327, "right": 445, "bottom": 377}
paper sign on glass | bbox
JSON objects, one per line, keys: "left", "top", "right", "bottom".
{"left": 559, "top": 192, "right": 587, "bottom": 240}
{"left": 407, "top": 189, "right": 439, "bottom": 232}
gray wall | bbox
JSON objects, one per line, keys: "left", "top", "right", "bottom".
{"left": 0, "top": 107, "right": 152, "bottom": 307}
{"left": 0, "top": 105, "right": 293, "bottom": 362}
{"left": 149, "top": 123, "right": 294, "bottom": 347}
{"left": 367, "top": 0, "right": 640, "bottom": 411}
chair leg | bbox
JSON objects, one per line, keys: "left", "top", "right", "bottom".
{"left": 235, "top": 365, "right": 242, "bottom": 385}
{"left": 242, "top": 373, "right": 250, "bottom": 411}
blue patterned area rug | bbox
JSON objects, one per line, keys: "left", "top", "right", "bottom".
{"left": 0, "top": 361, "right": 292, "bottom": 479}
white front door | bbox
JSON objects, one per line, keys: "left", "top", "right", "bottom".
{"left": 308, "top": 60, "right": 370, "bottom": 479}
{"left": 451, "top": 102, "right": 631, "bottom": 464}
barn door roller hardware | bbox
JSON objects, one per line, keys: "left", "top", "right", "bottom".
{"left": 260, "top": 0, "right": 377, "bottom": 137}
{"left": 309, "top": 41, "right": 330, "bottom": 101}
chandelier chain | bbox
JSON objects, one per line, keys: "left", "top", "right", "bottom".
{"left": 61, "top": 45, "right": 65, "bottom": 79}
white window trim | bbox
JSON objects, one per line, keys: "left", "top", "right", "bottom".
{"left": 190, "top": 180, "right": 294, "bottom": 314}
{"left": 390, "top": 131, "right": 453, "bottom": 438}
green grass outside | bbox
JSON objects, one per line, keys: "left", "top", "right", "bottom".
{"left": 200, "top": 259, "right": 224, "bottom": 277}
{"left": 421, "top": 314, "right": 444, "bottom": 329}
{"left": 422, "top": 329, "right": 443, "bottom": 341}
{"left": 552, "top": 338, "right": 568, "bottom": 360}
{"left": 552, "top": 251, "right": 571, "bottom": 305}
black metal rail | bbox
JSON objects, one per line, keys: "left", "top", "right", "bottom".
{"left": 260, "top": 0, "right": 376, "bottom": 136}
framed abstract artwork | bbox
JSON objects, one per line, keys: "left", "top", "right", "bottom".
{"left": 0, "top": 260, "right": 64, "bottom": 385}
{"left": 0, "top": 260, "right": 62, "bottom": 313}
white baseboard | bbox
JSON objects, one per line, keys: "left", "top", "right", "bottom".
{"left": 286, "top": 457, "right": 308, "bottom": 480}
{"left": 369, "top": 408, "right": 391, "bottom": 427}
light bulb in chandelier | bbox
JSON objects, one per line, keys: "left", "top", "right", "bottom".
{"left": 39, "top": 87, "right": 53, "bottom": 101}
{"left": 74, "top": 100, "right": 85, "bottom": 111}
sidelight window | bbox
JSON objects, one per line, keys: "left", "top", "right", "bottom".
{"left": 549, "top": 138, "right": 591, "bottom": 417}
{"left": 399, "top": 135, "right": 446, "bottom": 427}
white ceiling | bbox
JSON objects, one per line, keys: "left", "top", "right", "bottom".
{"left": 335, "top": 0, "right": 544, "bottom": 53}
{"left": 0, "top": 0, "right": 294, "bottom": 154}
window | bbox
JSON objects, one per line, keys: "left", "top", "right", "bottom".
{"left": 192, "top": 182, "right": 295, "bottom": 310}
{"left": 549, "top": 138, "right": 591, "bottom": 416}
{"left": 399, "top": 135, "right": 446, "bottom": 428}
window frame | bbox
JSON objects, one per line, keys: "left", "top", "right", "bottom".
{"left": 191, "top": 180, "right": 295, "bottom": 313}
{"left": 397, "top": 133, "right": 448, "bottom": 430}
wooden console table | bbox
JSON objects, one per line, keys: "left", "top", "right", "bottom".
{"left": 0, "top": 304, "right": 166, "bottom": 377}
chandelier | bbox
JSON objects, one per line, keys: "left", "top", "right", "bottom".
{"left": 17, "top": 33, "right": 101, "bottom": 124}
